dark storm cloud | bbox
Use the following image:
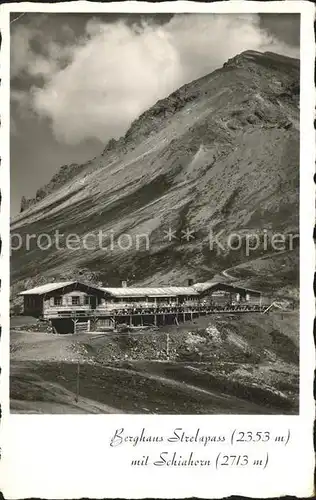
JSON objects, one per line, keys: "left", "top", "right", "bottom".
{"left": 259, "top": 14, "right": 300, "bottom": 47}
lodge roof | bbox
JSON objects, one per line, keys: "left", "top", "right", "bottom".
{"left": 193, "top": 281, "right": 261, "bottom": 295}
{"left": 19, "top": 281, "right": 103, "bottom": 295}
{"left": 19, "top": 280, "right": 261, "bottom": 297}
{"left": 19, "top": 281, "right": 76, "bottom": 295}
{"left": 102, "top": 286, "right": 199, "bottom": 297}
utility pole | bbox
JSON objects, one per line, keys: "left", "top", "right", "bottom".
{"left": 75, "top": 361, "right": 80, "bottom": 403}
{"left": 166, "top": 333, "right": 170, "bottom": 361}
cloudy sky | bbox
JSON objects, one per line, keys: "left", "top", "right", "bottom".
{"left": 10, "top": 12, "right": 300, "bottom": 215}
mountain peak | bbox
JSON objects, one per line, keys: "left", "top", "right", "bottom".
{"left": 109, "top": 50, "right": 299, "bottom": 151}
{"left": 223, "top": 50, "right": 299, "bottom": 71}
{"left": 18, "top": 51, "right": 299, "bottom": 216}
{"left": 13, "top": 49, "right": 299, "bottom": 298}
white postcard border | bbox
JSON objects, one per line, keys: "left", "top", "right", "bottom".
{"left": 0, "top": 2, "right": 315, "bottom": 498}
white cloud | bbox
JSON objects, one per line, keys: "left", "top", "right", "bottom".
{"left": 12, "top": 14, "right": 299, "bottom": 145}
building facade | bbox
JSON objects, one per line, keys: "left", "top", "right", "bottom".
{"left": 19, "top": 280, "right": 263, "bottom": 333}
{"left": 21, "top": 282, "right": 106, "bottom": 318}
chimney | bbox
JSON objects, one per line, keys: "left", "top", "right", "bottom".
{"left": 121, "top": 280, "right": 128, "bottom": 288}
{"left": 188, "top": 278, "right": 194, "bottom": 286}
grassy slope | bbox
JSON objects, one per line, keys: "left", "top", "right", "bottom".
{"left": 10, "top": 311, "right": 299, "bottom": 414}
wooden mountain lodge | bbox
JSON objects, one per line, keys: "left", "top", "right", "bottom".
{"left": 19, "top": 280, "right": 264, "bottom": 333}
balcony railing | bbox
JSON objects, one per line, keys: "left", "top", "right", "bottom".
{"left": 43, "top": 302, "right": 264, "bottom": 319}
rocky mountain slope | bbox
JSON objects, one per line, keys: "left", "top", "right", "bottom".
{"left": 20, "top": 163, "right": 86, "bottom": 212}
{"left": 11, "top": 50, "right": 299, "bottom": 296}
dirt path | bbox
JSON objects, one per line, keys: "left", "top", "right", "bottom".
{"left": 11, "top": 330, "right": 86, "bottom": 362}
{"left": 221, "top": 268, "right": 237, "bottom": 280}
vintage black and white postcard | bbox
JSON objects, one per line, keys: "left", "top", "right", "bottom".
{"left": 0, "top": 1, "right": 315, "bottom": 498}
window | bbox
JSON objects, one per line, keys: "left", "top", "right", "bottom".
{"left": 54, "top": 296, "right": 62, "bottom": 306}
{"left": 72, "top": 296, "right": 80, "bottom": 305}
{"left": 85, "top": 296, "right": 90, "bottom": 305}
